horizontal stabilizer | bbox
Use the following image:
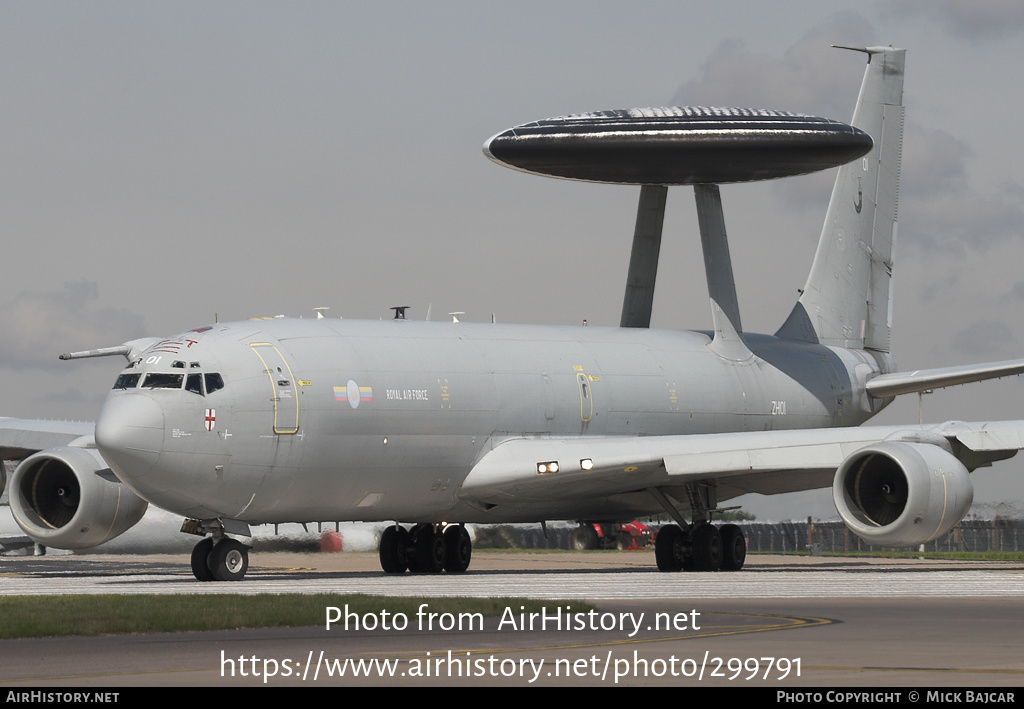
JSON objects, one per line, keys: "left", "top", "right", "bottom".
{"left": 866, "top": 359, "right": 1024, "bottom": 398}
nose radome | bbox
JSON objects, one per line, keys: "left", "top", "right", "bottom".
{"left": 95, "top": 393, "right": 164, "bottom": 481}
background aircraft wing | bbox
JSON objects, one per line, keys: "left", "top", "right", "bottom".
{"left": 0, "top": 418, "right": 95, "bottom": 461}
{"left": 460, "top": 420, "right": 1024, "bottom": 504}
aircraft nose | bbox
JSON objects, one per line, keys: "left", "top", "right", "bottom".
{"left": 94, "top": 393, "right": 164, "bottom": 480}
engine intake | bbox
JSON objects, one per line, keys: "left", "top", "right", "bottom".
{"left": 9, "top": 447, "right": 148, "bottom": 549}
{"left": 833, "top": 441, "right": 973, "bottom": 547}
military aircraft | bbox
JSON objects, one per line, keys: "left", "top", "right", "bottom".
{"left": 3, "top": 46, "right": 1024, "bottom": 581}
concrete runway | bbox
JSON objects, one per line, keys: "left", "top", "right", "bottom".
{"left": 1, "top": 551, "right": 1022, "bottom": 687}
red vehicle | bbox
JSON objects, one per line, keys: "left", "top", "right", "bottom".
{"left": 571, "top": 521, "right": 653, "bottom": 551}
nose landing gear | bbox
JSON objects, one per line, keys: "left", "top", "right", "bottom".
{"left": 190, "top": 536, "right": 251, "bottom": 581}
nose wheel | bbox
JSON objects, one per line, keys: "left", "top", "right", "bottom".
{"left": 191, "top": 537, "right": 250, "bottom": 581}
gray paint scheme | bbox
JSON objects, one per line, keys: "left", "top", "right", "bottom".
{"left": 3, "top": 46, "right": 1024, "bottom": 558}
{"left": 619, "top": 184, "right": 667, "bottom": 329}
{"left": 93, "top": 321, "right": 881, "bottom": 524}
{"left": 777, "top": 47, "right": 903, "bottom": 350}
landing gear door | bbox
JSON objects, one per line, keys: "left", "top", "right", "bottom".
{"left": 250, "top": 342, "right": 300, "bottom": 434}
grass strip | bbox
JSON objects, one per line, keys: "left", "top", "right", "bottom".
{"left": 0, "top": 594, "right": 592, "bottom": 640}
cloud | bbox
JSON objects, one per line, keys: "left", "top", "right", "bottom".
{"left": 901, "top": 190, "right": 1024, "bottom": 252}
{"left": 667, "top": 16, "right": 876, "bottom": 214}
{"left": 0, "top": 282, "right": 145, "bottom": 370}
{"left": 899, "top": 126, "right": 1024, "bottom": 251}
{"left": 670, "top": 14, "right": 874, "bottom": 120}
{"left": 665, "top": 14, "right": 1024, "bottom": 252}
{"left": 891, "top": 0, "right": 1024, "bottom": 40}
{"left": 901, "top": 127, "right": 970, "bottom": 198}
{"left": 949, "top": 319, "right": 1018, "bottom": 358}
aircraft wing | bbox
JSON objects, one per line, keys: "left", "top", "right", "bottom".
{"left": 0, "top": 418, "right": 95, "bottom": 460}
{"left": 460, "top": 420, "right": 1024, "bottom": 504}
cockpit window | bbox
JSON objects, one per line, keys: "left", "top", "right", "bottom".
{"left": 112, "top": 373, "right": 141, "bottom": 390}
{"left": 185, "top": 373, "right": 203, "bottom": 395}
{"left": 205, "top": 373, "right": 225, "bottom": 394}
{"left": 142, "top": 373, "right": 185, "bottom": 389}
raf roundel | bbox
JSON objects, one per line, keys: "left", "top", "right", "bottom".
{"left": 483, "top": 107, "right": 873, "bottom": 185}
{"left": 337, "top": 380, "right": 373, "bottom": 409}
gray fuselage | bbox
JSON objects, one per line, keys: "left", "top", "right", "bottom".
{"left": 94, "top": 318, "right": 893, "bottom": 525}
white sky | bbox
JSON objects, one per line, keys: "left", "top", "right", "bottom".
{"left": 2, "top": 1, "right": 1022, "bottom": 520}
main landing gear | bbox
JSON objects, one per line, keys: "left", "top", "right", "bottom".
{"left": 654, "top": 522, "right": 746, "bottom": 572}
{"left": 649, "top": 482, "right": 747, "bottom": 572}
{"left": 191, "top": 536, "right": 250, "bottom": 581}
{"left": 379, "top": 523, "right": 472, "bottom": 574}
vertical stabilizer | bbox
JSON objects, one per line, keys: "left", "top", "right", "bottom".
{"left": 777, "top": 46, "right": 905, "bottom": 352}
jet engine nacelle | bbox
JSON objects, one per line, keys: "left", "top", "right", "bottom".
{"left": 833, "top": 441, "right": 973, "bottom": 547}
{"left": 9, "top": 447, "right": 148, "bottom": 549}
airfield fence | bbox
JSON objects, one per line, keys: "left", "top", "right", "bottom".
{"left": 473, "top": 524, "right": 579, "bottom": 550}
{"left": 470, "top": 520, "right": 1024, "bottom": 553}
{"left": 735, "top": 519, "right": 1024, "bottom": 554}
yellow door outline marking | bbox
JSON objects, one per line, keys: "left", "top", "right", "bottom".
{"left": 577, "top": 372, "right": 593, "bottom": 422}
{"left": 250, "top": 342, "right": 299, "bottom": 434}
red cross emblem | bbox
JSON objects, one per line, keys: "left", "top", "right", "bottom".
{"left": 205, "top": 409, "right": 216, "bottom": 431}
